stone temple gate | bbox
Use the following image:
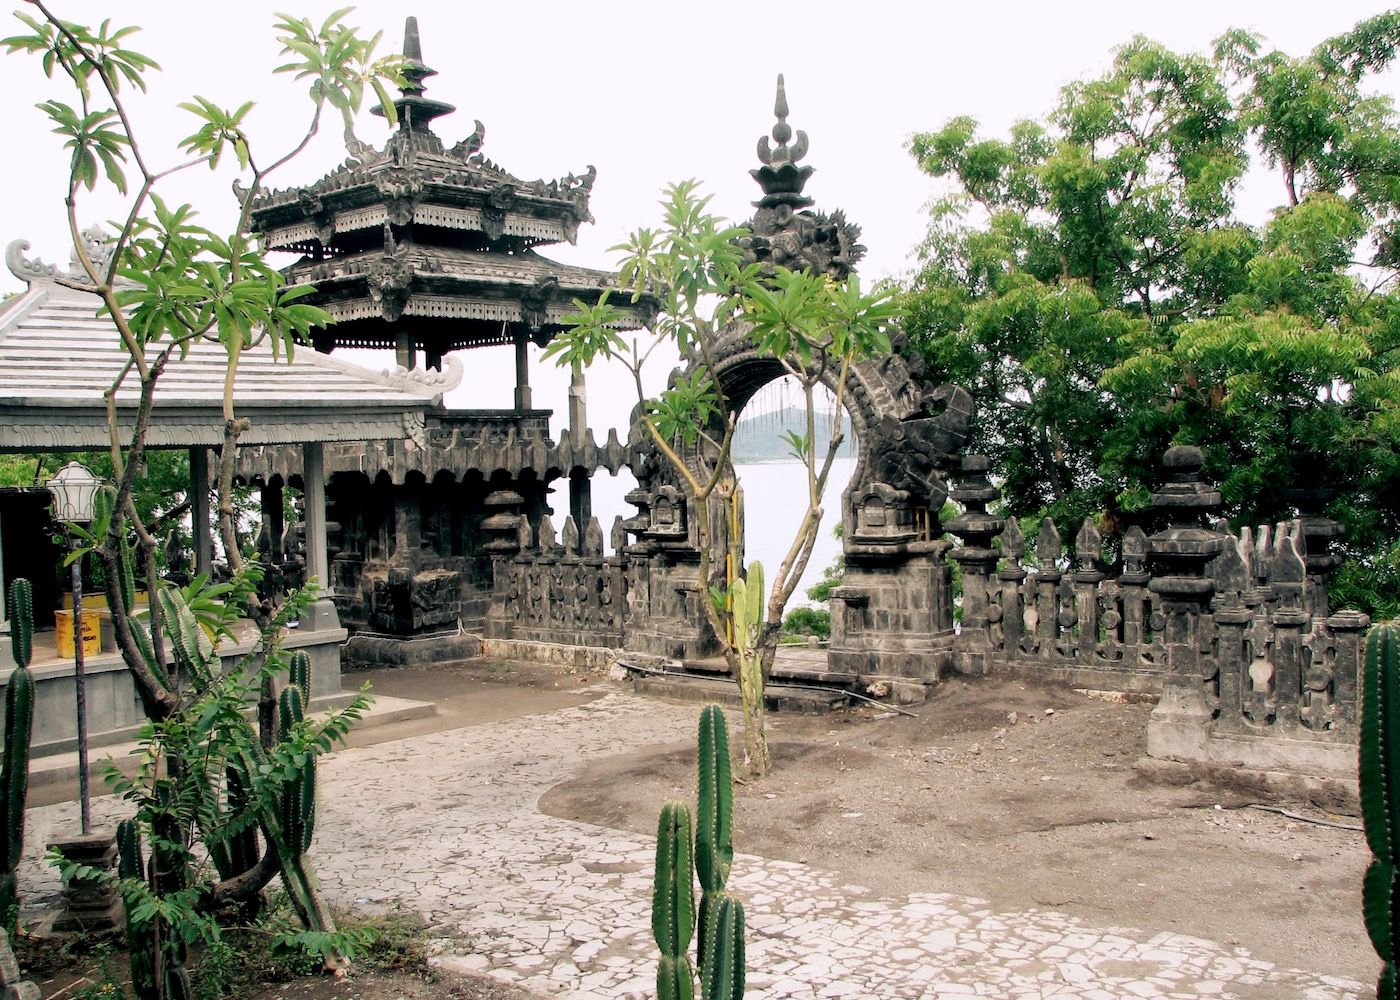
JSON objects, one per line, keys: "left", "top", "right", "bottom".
{"left": 229, "top": 17, "right": 1368, "bottom": 788}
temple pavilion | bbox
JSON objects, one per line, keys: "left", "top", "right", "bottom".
{"left": 250, "top": 16, "right": 650, "bottom": 405}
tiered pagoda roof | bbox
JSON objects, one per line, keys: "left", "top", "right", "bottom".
{"left": 251, "top": 17, "right": 650, "bottom": 357}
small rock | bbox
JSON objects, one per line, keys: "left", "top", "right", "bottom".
{"left": 1292, "top": 853, "right": 1304, "bottom": 862}
{"left": 1143, "top": 833, "right": 1155, "bottom": 841}
{"left": 994, "top": 728, "right": 1007, "bottom": 740}
{"left": 1007, "top": 711, "right": 1019, "bottom": 725}
{"left": 1045, "top": 708, "right": 1055, "bottom": 716}
{"left": 969, "top": 743, "right": 981, "bottom": 755}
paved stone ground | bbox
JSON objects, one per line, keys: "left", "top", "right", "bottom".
{"left": 22, "top": 692, "right": 1370, "bottom": 999}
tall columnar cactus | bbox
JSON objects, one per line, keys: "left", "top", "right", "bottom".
{"left": 288, "top": 650, "right": 312, "bottom": 709}
{"left": 116, "top": 818, "right": 157, "bottom": 1000}
{"left": 699, "top": 892, "right": 746, "bottom": 1000}
{"left": 653, "top": 800, "right": 695, "bottom": 1000}
{"left": 278, "top": 685, "right": 316, "bottom": 858}
{"left": 0, "top": 579, "right": 35, "bottom": 928}
{"left": 1363, "top": 622, "right": 1400, "bottom": 998}
{"left": 694, "top": 703, "right": 733, "bottom": 969}
{"left": 651, "top": 705, "right": 745, "bottom": 1000}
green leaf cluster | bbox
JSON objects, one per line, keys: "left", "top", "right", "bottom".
{"left": 905, "top": 16, "right": 1400, "bottom": 607}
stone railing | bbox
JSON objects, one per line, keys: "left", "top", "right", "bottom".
{"left": 947, "top": 448, "right": 1368, "bottom": 780}
{"left": 487, "top": 511, "right": 626, "bottom": 649}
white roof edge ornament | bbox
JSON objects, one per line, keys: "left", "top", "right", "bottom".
{"left": 6, "top": 230, "right": 123, "bottom": 299}
{"left": 307, "top": 349, "right": 463, "bottom": 401}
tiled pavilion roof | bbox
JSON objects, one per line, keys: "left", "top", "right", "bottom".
{"left": 1, "top": 239, "right": 459, "bottom": 451}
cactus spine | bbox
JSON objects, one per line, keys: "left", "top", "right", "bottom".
{"left": 653, "top": 800, "right": 695, "bottom": 1000}
{"left": 1362, "top": 622, "right": 1400, "bottom": 998}
{"left": 0, "top": 579, "right": 35, "bottom": 928}
{"left": 651, "top": 705, "right": 745, "bottom": 1000}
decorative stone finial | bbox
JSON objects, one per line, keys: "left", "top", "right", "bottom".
{"left": 750, "top": 74, "right": 815, "bottom": 209}
{"left": 757, "top": 74, "right": 809, "bottom": 168}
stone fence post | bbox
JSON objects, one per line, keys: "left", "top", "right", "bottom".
{"left": 1145, "top": 446, "right": 1225, "bottom": 760}
{"left": 947, "top": 456, "right": 1003, "bottom": 675}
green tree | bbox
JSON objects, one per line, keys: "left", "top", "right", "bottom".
{"left": 4, "top": 4, "right": 403, "bottom": 988}
{"left": 905, "top": 16, "right": 1400, "bottom": 604}
{"left": 549, "top": 181, "right": 900, "bottom": 776}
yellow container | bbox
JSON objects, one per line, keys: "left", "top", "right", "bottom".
{"left": 55, "top": 609, "right": 101, "bottom": 657}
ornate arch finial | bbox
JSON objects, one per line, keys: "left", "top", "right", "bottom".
{"left": 757, "top": 74, "right": 809, "bottom": 167}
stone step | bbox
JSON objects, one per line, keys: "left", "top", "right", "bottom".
{"left": 629, "top": 672, "right": 848, "bottom": 715}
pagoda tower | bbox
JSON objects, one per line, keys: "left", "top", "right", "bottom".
{"left": 251, "top": 16, "right": 649, "bottom": 409}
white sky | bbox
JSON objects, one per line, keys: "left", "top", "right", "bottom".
{"left": 1, "top": 0, "right": 1394, "bottom": 440}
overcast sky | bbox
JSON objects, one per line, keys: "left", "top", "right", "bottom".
{"left": 1, "top": 0, "right": 1394, "bottom": 437}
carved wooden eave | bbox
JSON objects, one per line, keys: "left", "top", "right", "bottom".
{"left": 288, "top": 242, "right": 653, "bottom": 350}
{"left": 0, "top": 240, "right": 458, "bottom": 452}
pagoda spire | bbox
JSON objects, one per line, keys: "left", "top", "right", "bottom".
{"left": 373, "top": 15, "right": 455, "bottom": 132}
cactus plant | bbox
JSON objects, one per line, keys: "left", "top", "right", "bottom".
{"left": 653, "top": 800, "right": 695, "bottom": 1000}
{"left": 289, "top": 650, "right": 312, "bottom": 709}
{"left": 651, "top": 705, "right": 745, "bottom": 1000}
{"left": 117, "top": 818, "right": 158, "bottom": 1000}
{"left": 279, "top": 684, "right": 316, "bottom": 858}
{"left": 694, "top": 703, "right": 733, "bottom": 969}
{"left": 699, "top": 892, "right": 745, "bottom": 1000}
{"left": 1362, "top": 622, "right": 1400, "bottom": 998}
{"left": 0, "top": 579, "right": 35, "bottom": 929}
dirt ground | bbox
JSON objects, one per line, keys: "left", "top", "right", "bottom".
{"left": 21, "top": 661, "right": 1372, "bottom": 996}
{"left": 537, "top": 673, "right": 1373, "bottom": 983}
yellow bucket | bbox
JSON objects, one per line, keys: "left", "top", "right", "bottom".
{"left": 55, "top": 609, "right": 101, "bottom": 657}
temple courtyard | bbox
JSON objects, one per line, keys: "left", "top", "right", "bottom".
{"left": 18, "top": 661, "right": 1371, "bottom": 999}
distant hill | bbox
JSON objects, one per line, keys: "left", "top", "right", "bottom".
{"left": 731, "top": 406, "right": 855, "bottom": 464}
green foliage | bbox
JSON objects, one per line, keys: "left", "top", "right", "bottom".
{"left": 780, "top": 607, "right": 831, "bottom": 641}
{"left": 650, "top": 707, "right": 745, "bottom": 1000}
{"left": 905, "top": 19, "right": 1400, "bottom": 601}
{"left": 1361, "top": 622, "right": 1400, "bottom": 998}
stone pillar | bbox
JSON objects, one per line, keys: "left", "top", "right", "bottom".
{"left": 260, "top": 478, "right": 285, "bottom": 564}
{"left": 1118, "top": 526, "right": 1150, "bottom": 651}
{"left": 1325, "top": 609, "right": 1369, "bottom": 733}
{"left": 997, "top": 518, "right": 1027, "bottom": 655}
{"left": 946, "top": 456, "right": 1002, "bottom": 675}
{"left": 1145, "top": 446, "right": 1225, "bottom": 761}
{"left": 514, "top": 329, "right": 532, "bottom": 410}
{"left": 299, "top": 442, "right": 339, "bottom": 631}
{"left": 189, "top": 447, "right": 213, "bottom": 577}
{"left": 424, "top": 344, "right": 443, "bottom": 372}
{"left": 568, "top": 362, "right": 591, "bottom": 530}
{"left": 395, "top": 330, "right": 415, "bottom": 371}
{"left": 1034, "top": 518, "right": 1062, "bottom": 655}
{"left": 1284, "top": 453, "right": 1344, "bottom": 620}
{"left": 1073, "top": 519, "right": 1104, "bottom": 659}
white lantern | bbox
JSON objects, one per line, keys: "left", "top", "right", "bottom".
{"left": 45, "top": 462, "right": 103, "bottom": 525}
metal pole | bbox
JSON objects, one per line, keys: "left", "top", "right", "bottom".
{"left": 71, "top": 544, "right": 90, "bottom": 835}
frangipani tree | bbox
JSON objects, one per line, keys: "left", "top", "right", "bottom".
{"left": 549, "top": 181, "right": 900, "bottom": 776}
{"left": 4, "top": 4, "right": 405, "bottom": 988}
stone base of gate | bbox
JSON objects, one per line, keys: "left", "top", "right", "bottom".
{"left": 341, "top": 631, "right": 483, "bottom": 670}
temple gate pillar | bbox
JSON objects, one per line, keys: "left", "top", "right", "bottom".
{"left": 189, "top": 447, "right": 213, "bottom": 578}
{"left": 514, "top": 330, "right": 532, "bottom": 410}
{"left": 299, "top": 442, "right": 339, "bottom": 631}
{"left": 946, "top": 456, "right": 1002, "bottom": 676}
